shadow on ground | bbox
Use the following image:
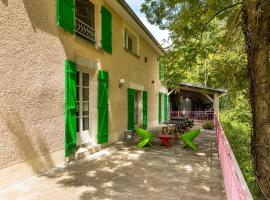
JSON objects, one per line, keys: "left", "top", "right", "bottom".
{"left": 0, "top": 129, "right": 226, "bottom": 200}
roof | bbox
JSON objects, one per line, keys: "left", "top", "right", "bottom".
{"left": 116, "top": 0, "right": 165, "bottom": 54}
{"left": 177, "top": 82, "right": 227, "bottom": 94}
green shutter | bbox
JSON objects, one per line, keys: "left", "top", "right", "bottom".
{"left": 128, "top": 88, "right": 135, "bottom": 130}
{"left": 65, "top": 60, "right": 76, "bottom": 157}
{"left": 56, "top": 0, "right": 74, "bottom": 34}
{"left": 98, "top": 70, "right": 109, "bottom": 144}
{"left": 143, "top": 91, "right": 148, "bottom": 129}
{"left": 164, "top": 94, "right": 168, "bottom": 122}
{"left": 101, "top": 6, "right": 112, "bottom": 53}
{"left": 158, "top": 92, "right": 162, "bottom": 124}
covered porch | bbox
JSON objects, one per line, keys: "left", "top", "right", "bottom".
{"left": 169, "top": 82, "right": 226, "bottom": 122}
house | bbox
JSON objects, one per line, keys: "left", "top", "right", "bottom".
{"left": 169, "top": 82, "right": 226, "bottom": 121}
{"left": 0, "top": 0, "right": 167, "bottom": 187}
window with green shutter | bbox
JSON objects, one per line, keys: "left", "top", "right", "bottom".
{"left": 128, "top": 88, "right": 135, "bottom": 130}
{"left": 158, "top": 92, "right": 162, "bottom": 124}
{"left": 101, "top": 6, "right": 112, "bottom": 53}
{"left": 164, "top": 94, "right": 168, "bottom": 122}
{"left": 143, "top": 91, "right": 148, "bottom": 129}
{"left": 98, "top": 70, "right": 109, "bottom": 144}
{"left": 56, "top": 0, "right": 75, "bottom": 34}
{"left": 65, "top": 60, "right": 77, "bottom": 157}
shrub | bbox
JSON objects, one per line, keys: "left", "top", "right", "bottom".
{"left": 202, "top": 120, "right": 214, "bottom": 130}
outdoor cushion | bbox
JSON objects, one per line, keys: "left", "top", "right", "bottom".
{"left": 134, "top": 127, "right": 154, "bottom": 148}
{"left": 180, "top": 129, "right": 201, "bottom": 151}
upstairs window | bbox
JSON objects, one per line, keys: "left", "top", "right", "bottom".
{"left": 125, "top": 29, "right": 138, "bottom": 56}
{"left": 75, "top": 0, "right": 96, "bottom": 43}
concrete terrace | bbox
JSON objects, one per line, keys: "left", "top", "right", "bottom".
{"left": 0, "top": 129, "right": 226, "bottom": 200}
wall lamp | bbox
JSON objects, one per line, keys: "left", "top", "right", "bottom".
{"left": 119, "top": 78, "right": 125, "bottom": 88}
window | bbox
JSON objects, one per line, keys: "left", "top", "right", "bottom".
{"left": 75, "top": 0, "right": 95, "bottom": 43}
{"left": 76, "top": 71, "right": 92, "bottom": 145}
{"left": 125, "top": 29, "right": 138, "bottom": 55}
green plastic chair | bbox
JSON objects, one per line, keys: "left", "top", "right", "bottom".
{"left": 180, "top": 129, "right": 201, "bottom": 151}
{"left": 134, "top": 127, "right": 154, "bottom": 148}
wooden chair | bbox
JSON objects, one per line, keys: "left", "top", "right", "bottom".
{"left": 163, "top": 124, "right": 180, "bottom": 142}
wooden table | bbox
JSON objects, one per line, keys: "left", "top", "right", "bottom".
{"left": 158, "top": 134, "right": 173, "bottom": 147}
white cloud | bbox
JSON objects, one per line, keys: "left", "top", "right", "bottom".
{"left": 125, "top": 0, "right": 170, "bottom": 47}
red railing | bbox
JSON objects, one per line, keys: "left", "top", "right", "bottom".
{"left": 170, "top": 111, "right": 214, "bottom": 121}
{"left": 215, "top": 115, "right": 253, "bottom": 200}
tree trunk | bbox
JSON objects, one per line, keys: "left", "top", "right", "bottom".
{"left": 242, "top": 1, "right": 270, "bottom": 199}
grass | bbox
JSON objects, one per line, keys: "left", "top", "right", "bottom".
{"left": 220, "top": 114, "right": 261, "bottom": 199}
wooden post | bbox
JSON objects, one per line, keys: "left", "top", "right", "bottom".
{"left": 213, "top": 94, "right": 219, "bottom": 116}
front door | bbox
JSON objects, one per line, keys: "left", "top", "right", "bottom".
{"left": 76, "top": 71, "right": 91, "bottom": 145}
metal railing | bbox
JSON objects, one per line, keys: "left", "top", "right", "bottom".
{"left": 215, "top": 115, "right": 253, "bottom": 200}
{"left": 170, "top": 111, "right": 214, "bottom": 121}
{"left": 75, "top": 17, "right": 96, "bottom": 43}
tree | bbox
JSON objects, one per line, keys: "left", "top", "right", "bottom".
{"left": 141, "top": 0, "right": 270, "bottom": 198}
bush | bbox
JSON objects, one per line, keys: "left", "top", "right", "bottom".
{"left": 220, "top": 112, "right": 260, "bottom": 199}
{"left": 202, "top": 120, "right": 214, "bottom": 130}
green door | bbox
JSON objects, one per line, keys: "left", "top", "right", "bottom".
{"left": 164, "top": 94, "right": 168, "bottom": 122}
{"left": 65, "top": 60, "right": 77, "bottom": 157}
{"left": 158, "top": 92, "right": 162, "bottom": 123}
{"left": 128, "top": 88, "right": 135, "bottom": 130}
{"left": 143, "top": 91, "right": 148, "bottom": 129}
{"left": 98, "top": 70, "right": 109, "bottom": 144}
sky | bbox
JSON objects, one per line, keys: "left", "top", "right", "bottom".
{"left": 125, "top": 0, "right": 170, "bottom": 47}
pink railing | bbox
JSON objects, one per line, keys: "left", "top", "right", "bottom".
{"left": 170, "top": 111, "right": 214, "bottom": 121}
{"left": 215, "top": 115, "right": 253, "bottom": 200}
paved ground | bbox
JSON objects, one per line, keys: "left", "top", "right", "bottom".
{"left": 0, "top": 129, "right": 226, "bottom": 200}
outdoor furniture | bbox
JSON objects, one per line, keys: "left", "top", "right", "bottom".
{"left": 162, "top": 126, "right": 169, "bottom": 134}
{"left": 158, "top": 134, "right": 173, "bottom": 147}
{"left": 134, "top": 127, "right": 154, "bottom": 149}
{"left": 180, "top": 129, "right": 201, "bottom": 151}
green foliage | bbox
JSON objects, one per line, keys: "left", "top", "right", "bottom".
{"left": 202, "top": 120, "right": 214, "bottom": 130}
{"left": 140, "top": 0, "right": 259, "bottom": 197}
{"left": 220, "top": 113, "right": 260, "bottom": 199}
{"left": 141, "top": 0, "right": 246, "bottom": 93}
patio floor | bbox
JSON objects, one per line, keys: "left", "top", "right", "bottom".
{"left": 0, "top": 129, "right": 226, "bottom": 200}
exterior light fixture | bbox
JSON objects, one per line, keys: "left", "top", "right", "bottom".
{"left": 119, "top": 78, "right": 125, "bottom": 88}
{"left": 144, "top": 57, "right": 148, "bottom": 63}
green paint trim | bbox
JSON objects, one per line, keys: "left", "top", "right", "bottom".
{"left": 64, "top": 60, "right": 77, "bottom": 157}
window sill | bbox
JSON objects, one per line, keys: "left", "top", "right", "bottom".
{"left": 124, "top": 47, "right": 140, "bottom": 59}
{"left": 73, "top": 35, "right": 101, "bottom": 51}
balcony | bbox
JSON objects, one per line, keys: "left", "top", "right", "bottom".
{"left": 75, "top": 0, "right": 95, "bottom": 44}
{"left": 75, "top": 17, "right": 96, "bottom": 44}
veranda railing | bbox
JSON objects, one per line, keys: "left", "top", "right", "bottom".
{"left": 215, "top": 115, "right": 253, "bottom": 200}
{"left": 170, "top": 111, "right": 214, "bottom": 121}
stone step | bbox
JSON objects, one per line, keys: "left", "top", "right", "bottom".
{"left": 75, "top": 144, "right": 101, "bottom": 160}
